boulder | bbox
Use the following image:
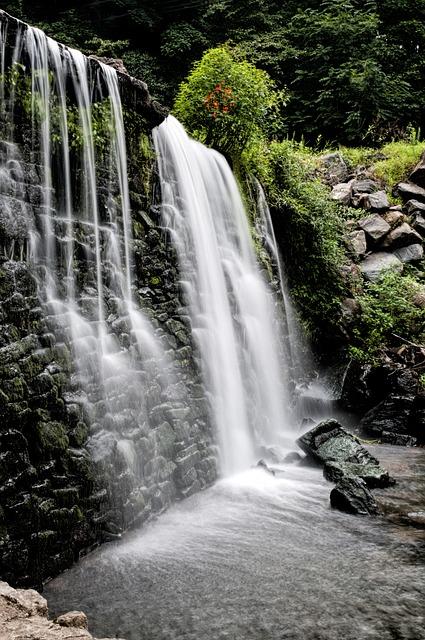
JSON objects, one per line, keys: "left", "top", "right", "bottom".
{"left": 282, "top": 451, "right": 303, "bottom": 464}
{"left": 393, "top": 244, "right": 424, "bottom": 263}
{"left": 360, "top": 394, "right": 415, "bottom": 440}
{"left": 324, "top": 460, "right": 393, "bottom": 488}
{"left": 298, "top": 419, "right": 379, "bottom": 467}
{"left": 411, "top": 212, "right": 425, "bottom": 236}
{"left": 330, "top": 182, "right": 352, "bottom": 205}
{"left": 330, "top": 477, "right": 379, "bottom": 515}
{"left": 381, "top": 222, "right": 422, "bottom": 250}
{"left": 54, "top": 611, "right": 88, "bottom": 629}
{"left": 396, "top": 182, "right": 425, "bottom": 203}
{"left": 320, "top": 152, "right": 349, "bottom": 184}
{"left": 349, "top": 230, "right": 367, "bottom": 256}
{"left": 382, "top": 210, "right": 404, "bottom": 227}
{"left": 352, "top": 179, "right": 380, "bottom": 194}
{"left": 381, "top": 432, "right": 417, "bottom": 446}
{"left": 363, "top": 190, "right": 390, "bottom": 211}
{"left": 357, "top": 214, "right": 390, "bottom": 241}
{"left": 359, "top": 252, "right": 403, "bottom": 282}
{"left": 408, "top": 150, "right": 425, "bottom": 188}
{"left": 405, "top": 199, "right": 425, "bottom": 214}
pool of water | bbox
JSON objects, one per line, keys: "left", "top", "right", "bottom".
{"left": 45, "top": 446, "right": 425, "bottom": 640}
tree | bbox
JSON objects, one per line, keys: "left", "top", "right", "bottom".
{"left": 173, "top": 46, "right": 283, "bottom": 155}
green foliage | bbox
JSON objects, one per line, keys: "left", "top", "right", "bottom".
{"left": 242, "top": 137, "right": 346, "bottom": 337}
{"left": 373, "top": 136, "right": 425, "bottom": 186}
{"left": 350, "top": 271, "right": 425, "bottom": 363}
{"left": 174, "top": 46, "right": 285, "bottom": 155}
{"left": 84, "top": 37, "right": 130, "bottom": 59}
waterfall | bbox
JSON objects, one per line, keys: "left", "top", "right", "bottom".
{"left": 153, "top": 116, "right": 293, "bottom": 474}
{"left": 0, "top": 15, "right": 176, "bottom": 472}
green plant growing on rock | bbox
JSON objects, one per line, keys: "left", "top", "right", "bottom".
{"left": 350, "top": 271, "right": 425, "bottom": 364}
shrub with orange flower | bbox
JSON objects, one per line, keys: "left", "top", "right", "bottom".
{"left": 203, "top": 84, "right": 236, "bottom": 120}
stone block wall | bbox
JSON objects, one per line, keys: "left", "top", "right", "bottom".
{"left": 0, "top": 11, "right": 217, "bottom": 589}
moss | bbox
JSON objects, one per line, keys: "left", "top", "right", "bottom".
{"left": 69, "top": 421, "right": 88, "bottom": 447}
{"left": 3, "top": 376, "right": 27, "bottom": 402}
{"left": 36, "top": 421, "right": 69, "bottom": 452}
{"left": 149, "top": 276, "right": 161, "bottom": 286}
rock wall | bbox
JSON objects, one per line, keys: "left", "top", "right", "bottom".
{"left": 0, "top": 11, "right": 217, "bottom": 589}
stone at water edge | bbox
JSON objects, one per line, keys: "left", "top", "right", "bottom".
{"left": 256, "top": 459, "right": 276, "bottom": 476}
{"left": 297, "top": 419, "right": 394, "bottom": 488}
{"left": 54, "top": 611, "right": 88, "bottom": 629}
{"left": 330, "top": 477, "right": 379, "bottom": 516}
{"left": 324, "top": 460, "right": 394, "bottom": 488}
{"left": 297, "top": 419, "right": 379, "bottom": 466}
{"left": 282, "top": 451, "right": 303, "bottom": 464}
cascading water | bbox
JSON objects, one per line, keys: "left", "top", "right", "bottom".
{"left": 153, "top": 116, "right": 293, "bottom": 474}
{"left": 254, "top": 179, "right": 340, "bottom": 424}
{"left": 0, "top": 13, "right": 179, "bottom": 491}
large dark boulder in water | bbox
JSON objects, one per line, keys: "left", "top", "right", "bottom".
{"left": 330, "top": 477, "right": 379, "bottom": 515}
{"left": 324, "top": 460, "right": 393, "bottom": 488}
{"left": 297, "top": 419, "right": 393, "bottom": 487}
{"left": 297, "top": 419, "right": 377, "bottom": 465}
{"left": 359, "top": 394, "right": 416, "bottom": 443}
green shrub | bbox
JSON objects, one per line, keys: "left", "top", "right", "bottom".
{"left": 174, "top": 46, "right": 285, "bottom": 155}
{"left": 350, "top": 271, "right": 425, "bottom": 363}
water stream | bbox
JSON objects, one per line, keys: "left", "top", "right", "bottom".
{"left": 45, "top": 445, "right": 425, "bottom": 640}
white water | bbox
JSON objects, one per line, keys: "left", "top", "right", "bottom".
{"left": 1, "top": 17, "right": 175, "bottom": 463}
{"left": 153, "top": 116, "right": 293, "bottom": 474}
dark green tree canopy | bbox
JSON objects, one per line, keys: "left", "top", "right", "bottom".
{"left": 2, "top": 0, "right": 425, "bottom": 145}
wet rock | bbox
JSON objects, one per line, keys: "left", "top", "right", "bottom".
{"left": 396, "top": 181, "right": 425, "bottom": 203}
{"left": 381, "top": 222, "right": 422, "bottom": 249}
{"left": 330, "top": 477, "right": 379, "bottom": 515}
{"left": 324, "top": 460, "right": 393, "bottom": 488}
{"left": 349, "top": 230, "right": 367, "bottom": 256}
{"left": 360, "top": 394, "right": 415, "bottom": 440}
{"left": 359, "top": 252, "right": 403, "bottom": 281}
{"left": 381, "top": 432, "right": 416, "bottom": 446}
{"left": 297, "top": 419, "right": 379, "bottom": 466}
{"left": 283, "top": 451, "right": 303, "bottom": 464}
{"left": 330, "top": 182, "right": 352, "bottom": 205}
{"left": 340, "top": 297, "right": 361, "bottom": 323}
{"left": 357, "top": 213, "right": 390, "bottom": 241}
{"left": 393, "top": 243, "right": 424, "bottom": 263}
{"left": 256, "top": 459, "right": 276, "bottom": 476}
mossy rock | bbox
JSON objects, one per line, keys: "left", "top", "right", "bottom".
{"left": 36, "top": 421, "right": 69, "bottom": 453}
{"left": 69, "top": 421, "right": 89, "bottom": 447}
